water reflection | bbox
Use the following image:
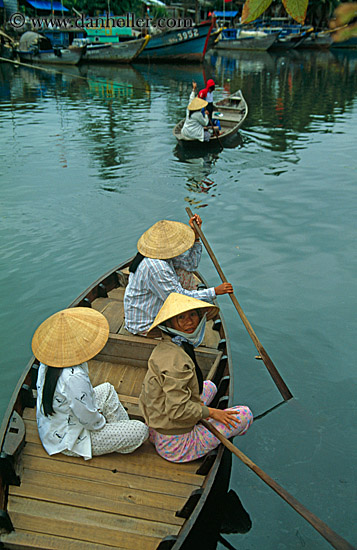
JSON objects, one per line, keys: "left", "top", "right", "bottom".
{"left": 208, "top": 49, "right": 357, "bottom": 138}
{"left": 183, "top": 484, "right": 252, "bottom": 550}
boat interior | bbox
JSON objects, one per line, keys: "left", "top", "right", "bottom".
{"left": 0, "top": 267, "right": 230, "bottom": 550}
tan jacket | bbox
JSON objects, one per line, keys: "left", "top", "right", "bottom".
{"left": 139, "top": 335, "right": 210, "bottom": 435}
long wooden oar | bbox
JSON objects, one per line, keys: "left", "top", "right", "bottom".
{"left": 201, "top": 419, "right": 354, "bottom": 550}
{"left": 186, "top": 207, "right": 293, "bottom": 401}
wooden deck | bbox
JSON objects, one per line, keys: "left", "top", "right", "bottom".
{"left": 1, "top": 404, "right": 204, "bottom": 550}
{"left": 0, "top": 276, "right": 224, "bottom": 549}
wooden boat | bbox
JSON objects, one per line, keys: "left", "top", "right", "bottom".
{"left": 136, "top": 20, "right": 218, "bottom": 62}
{"left": 80, "top": 36, "right": 150, "bottom": 63}
{"left": 298, "top": 32, "right": 332, "bottom": 49}
{"left": 330, "top": 36, "right": 357, "bottom": 49}
{"left": 0, "top": 30, "right": 15, "bottom": 61}
{"left": 0, "top": 259, "right": 234, "bottom": 549}
{"left": 17, "top": 32, "right": 85, "bottom": 66}
{"left": 173, "top": 89, "right": 248, "bottom": 145}
{"left": 270, "top": 31, "right": 310, "bottom": 50}
{"left": 215, "top": 29, "right": 279, "bottom": 51}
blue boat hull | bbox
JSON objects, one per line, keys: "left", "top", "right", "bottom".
{"left": 137, "top": 22, "right": 215, "bottom": 62}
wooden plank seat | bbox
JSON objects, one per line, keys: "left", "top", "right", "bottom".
{"left": 3, "top": 406, "right": 205, "bottom": 550}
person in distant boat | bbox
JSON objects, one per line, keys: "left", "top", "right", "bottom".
{"left": 123, "top": 215, "right": 233, "bottom": 336}
{"left": 198, "top": 78, "right": 216, "bottom": 118}
{"left": 32, "top": 307, "right": 148, "bottom": 461}
{"left": 139, "top": 293, "right": 253, "bottom": 462}
{"left": 181, "top": 81, "right": 220, "bottom": 142}
{"left": 198, "top": 78, "right": 222, "bottom": 133}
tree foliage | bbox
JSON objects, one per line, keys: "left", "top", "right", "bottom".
{"left": 329, "top": 2, "right": 357, "bottom": 42}
{"left": 241, "top": 0, "right": 309, "bottom": 23}
{"left": 241, "top": 0, "right": 355, "bottom": 26}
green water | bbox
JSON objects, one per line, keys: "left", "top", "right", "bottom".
{"left": 0, "top": 48, "right": 356, "bottom": 549}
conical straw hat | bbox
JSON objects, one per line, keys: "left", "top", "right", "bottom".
{"left": 148, "top": 293, "right": 219, "bottom": 334}
{"left": 137, "top": 220, "right": 195, "bottom": 260}
{"left": 188, "top": 97, "right": 208, "bottom": 111}
{"left": 31, "top": 307, "right": 109, "bottom": 368}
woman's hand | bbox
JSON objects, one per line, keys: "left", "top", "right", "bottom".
{"left": 192, "top": 80, "right": 197, "bottom": 91}
{"left": 208, "top": 407, "right": 241, "bottom": 429}
{"left": 189, "top": 214, "right": 202, "bottom": 240}
{"left": 214, "top": 283, "right": 233, "bottom": 295}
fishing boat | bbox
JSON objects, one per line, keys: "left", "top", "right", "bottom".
{"left": 76, "top": 36, "right": 150, "bottom": 63}
{"left": 0, "top": 30, "right": 15, "bottom": 61}
{"left": 270, "top": 30, "right": 311, "bottom": 50}
{"left": 136, "top": 20, "right": 218, "bottom": 62}
{"left": 0, "top": 259, "right": 234, "bottom": 549}
{"left": 173, "top": 90, "right": 248, "bottom": 146}
{"left": 215, "top": 28, "right": 279, "bottom": 51}
{"left": 17, "top": 32, "right": 85, "bottom": 65}
{"left": 298, "top": 32, "right": 332, "bottom": 49}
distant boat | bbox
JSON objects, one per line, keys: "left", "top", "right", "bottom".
{"left": 17, "top": 32, "right": 85, "bottom": 65}
{"left": 215, "top": 29, "right": 279, "bottom": 51}
{"left": 253, "top": 21, "right": 315, "bottom": 50}
{"left": 136, "top": 20, "right": 218, "bottom": 62}
{"left": 76, "top": 36, "right": 150, "bottom": 63}
{"left": 0, "top": 30, "right": 15, "bottom": 61}
{"left": 173, "top": 89, "right": 248, "bottom": 145}
{"left": 298, "top": 31, "right": 332, "bottom": 50}
{"left": 330, "top": 36, "right": 357, "bottom": 49}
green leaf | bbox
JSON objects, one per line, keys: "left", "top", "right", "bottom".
{"left": 282, "top": 0, "right": 309, "bottom": 24}
{"left": 241, "top": 0, "right": 274, "bottom": 24}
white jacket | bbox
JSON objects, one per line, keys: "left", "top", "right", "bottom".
{"left": 181, "top": 91, "right": 209, "bottom": 142}
{"left": 36, "top": 362, "right": 106, "bottom": 460}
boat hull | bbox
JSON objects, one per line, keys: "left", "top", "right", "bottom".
{"left": 215, "top": 32, "right": 278, "bottom": 51}
{"left": 18, "top": 48, "right": 83, "bottom": 65}
{"left": 137, "top": 22, "right": 215, "bottom": 62}
{"left": 81, "top": 36, "right": 149, "bottom": 63}
{"left": 330, "top": 37, "right": 357, "bottom": 49}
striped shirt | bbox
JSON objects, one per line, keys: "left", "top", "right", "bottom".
{"left": 124, "top": 243, "right": 216, "bottom": 334}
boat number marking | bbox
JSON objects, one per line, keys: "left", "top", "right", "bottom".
{"left": 169, "top": 28, "right": 199, "bottom": 43}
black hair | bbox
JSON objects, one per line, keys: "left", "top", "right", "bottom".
{"left": 42, "top": 366, "right": 63, "bottom": 416}
{"left": 181, "top": 341, "right": 204, "bottom": 394}
{"left": 129, "top": 252, "right": 145, "bottom": 274}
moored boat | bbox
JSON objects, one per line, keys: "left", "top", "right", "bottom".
{"left": 291, "top": 30, "right": 332, "bottom": 49}
{"left": 136, "top": 20, "right": 218, "bottom": 62}
{"left": 215, "top": 29, "right": 279, "bottom": 51}
{"left": 0, "top": 258, "right": 233, "bottom": 549}
{"left": 330, "top": 36, "right": 357, "bottom": 49}
{"left": 17, "top": 31, "right": 85, "bottom": 65}
{"left": 173, "top": 89, "right": 248, "bottom": 146}
{"left": 78, "top": 35, "right": 150, "bottom": 63}
{"left": 0, "top": 30, "right": 15, "bottom": 61}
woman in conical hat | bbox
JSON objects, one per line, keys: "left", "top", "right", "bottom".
{"left": 139, "top": 293, "right": 253, "bottom": 463}
{"left": 123, "top": 214, "right": 233, "bottom": 336}
{"left": 32, "top": 307, "right": 148, "bottom": 461}
{"left": 181, "top": 80, "right": 212, "bottom": 142}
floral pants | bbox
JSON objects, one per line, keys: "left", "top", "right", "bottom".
{"left": 149, "top": 380, "right": 253, "bottom": 463}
